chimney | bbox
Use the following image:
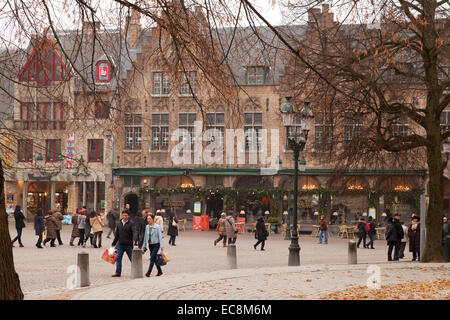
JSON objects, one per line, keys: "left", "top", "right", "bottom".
{"left": 125, "top": 9, "right": 141, "bottom": 49}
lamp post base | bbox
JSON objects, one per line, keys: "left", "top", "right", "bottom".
{"left": 288, "top": 243, "right": 300, "bottom": 266}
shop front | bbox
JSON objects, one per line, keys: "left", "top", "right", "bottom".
{"left": 235, "top": 176, "right": 273, "bottom": 222}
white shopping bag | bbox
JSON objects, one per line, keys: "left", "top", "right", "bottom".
{"left": 108, "top": 247, "right": 115, "bottom": 257}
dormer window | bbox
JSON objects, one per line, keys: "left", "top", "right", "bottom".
{"left": 18, "top": 43, "right": 70, "bottom": 84}
{"left": 96, "top": 60, "right": 111, "bottom": 82}
{"left": 246, "top": 66, "right": 267, "bottom": 85}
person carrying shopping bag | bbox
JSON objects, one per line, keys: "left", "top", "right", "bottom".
{"left": 142, "top": 214, "right": 165, "bottom": 277}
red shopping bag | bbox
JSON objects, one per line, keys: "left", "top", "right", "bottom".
{"left": 101, "top": 249, "right": 117, "bottom": 264}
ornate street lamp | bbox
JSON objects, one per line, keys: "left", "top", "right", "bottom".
{"left": 281, "top": 97, "right": 314, "bottom": 266}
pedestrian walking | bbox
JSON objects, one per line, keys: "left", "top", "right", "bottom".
{"left": 408, "top": 216, "right": 421, "bottom": 261}
{"left": 214, "top": 212, "right": 227, "bottom": 247}
{"left": 69, "top": 209, "right": 80, "bottom": 246}
{"left": 142, "top": 214, "right": 165, "bottom": 277}
{"left": 134, "top": 209, "right": 148, "bottom": 248}
{"left": 106, "top": 209, "right": 118, "bottom": 239}
{"left": 84, "top": 209, "right": 95, "bottom": 248}
{"left": 225, "top": 213, "right": 237, "bottom": 245}
{"left": 356, "top": 218, "right": 367, "bottom": 248}
{"left": 318, "top": 215, "right": 328, "bottom": 244}
{"left": 399, "top": 221, "right": 408, "bottom": 259}
{"left": 90, "top": 211, "right": 105, "bottom": 248}
{"left": 43, "top": 210, "right": 58, "bottom": 247}
{"left": 155, "top": 210, "right": 164, "bottom": 234}
{"left": 366, "top": 216, "right": 376, "bottom": 249}
{"left": 34, "top": 208, "right": 45, "bottom": 249}
{"left": 54, "top": 206, "right": 64, "bottom": 245}
{"left": 167, "top": 211, "right": 178, "bottom": 246}
{"left": 77, "top": 209, "right": 87, "bottom": 246}
{"left": 443, "top": 216, "right": 449, "bottom": 240}
{"left": 253, "top": 216, "right": 269, "bottom": 251}
{"left": 11, "top": 205, "right": 26, "bottom": 247}
{"left": 111, "top": 211, "right": 135, "bottom": 277}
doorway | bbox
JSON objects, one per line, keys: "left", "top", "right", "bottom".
{"left": 124, "top": 193, "right": 139, "bottom": 216}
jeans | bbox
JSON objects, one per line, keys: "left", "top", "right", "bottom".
{"left": 107, "top": 227, "right": 114, "bottom": 238}
{"left": 169, "top": 235, "right": 176, "bottom": 245}
{"left": 56, "top": 229, "right": 63, "bottom": 245}
{"left": 12, "top": 228, "right": 23, "bottom": 245}
{"left": 78, "top": 229, "right": 85, "bottom": 246}
{"left": 318, "top": 230, "right": 328, "bottom": 244}
{"left": 147, "top": 243, "right": 162, "bottom": 275}
{"left": 388, "top": 241, "right": 400, "bottom": 260}
{"left": 357, "top": 233, "right": 366, "bottom": 248}
{"left": 115, "top": 244, "right": 133, "bottom": 275}
{"left": 254, "top": 240, "right": 265, "bottom": 250}
{"left": 367, "top": 233, "right": 375, "bottom": 248}
{"left": 215, "top": 235, "right": 227, "bottom": 245}
{"left": 399, "top": 242, "right": 406, "bottom": 258}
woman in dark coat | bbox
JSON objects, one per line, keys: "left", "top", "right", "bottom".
{"left": 253, "top": 216, "right": 269, "bottom": 251}
{"left": 70, "top": 209, "right": 80, "bottom": 246}
{"left": 167, "top": 211, "right": 179, "bottom": 246}
{"left": 408, "top": 216, "right": 421, "bottom": 261}
{"left": 34, "top": 208, "right": 45, "bottom": 249}
{"left": 43, "top": 210, "right": 58, "bottom": 247}
{"left": 11, "top": 205, "right": 26, "bottom": 247}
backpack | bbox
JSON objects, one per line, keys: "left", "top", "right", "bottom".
{"left": 365, "top": 222, "right": 371, "bottom": 233}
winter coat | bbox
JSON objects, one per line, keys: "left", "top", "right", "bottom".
{"left": 255, "top": 219, "right": 268, "bottom": 241}
{"left": 408, "top": 223, "right": 421, "bottom": 252}
{"left": 77, "top": 214, "right": 86, "bottom": 229}
{"left": 167, "top": 216, "right": 179, "bottom": 237}
{"left": 54, "top": 211, "right": 64, "bottom": 231}
{"left": 90, "top": 214, "right": 105, "bottom": 233}
{"left": 34, "top": 214, "right": 45, "bottom": 236}
{"left": 357, "top": 221, "right": 366, "bottom": 237}
{"left": 71, "top": 214, "right": 80, "bottom": 238}
{"left": 44, "top": 215, "right": 58, "bottom": 239}
{"left": 14, "top": 210, "right": 26, "bottom": 229}
{"left": 368, "top": 221, "right": 377, "bottom": 236}
{"left": 443, "top": 222, "right": 449, "bottom": 239}
{"left": 319, "top": 219, "right": 328, "bottom": 231}
{"left": 107, "top": 211, "right": 118, "bottom": 229}
{"left": 133, "top": 215, "right": 147, "bottom": 247}
{"left": 385, "top": 220, "right": 403, "bottom": 243}
{"left": 112, "top": 219, "right": 135, "bottom": 246}
{"left": 225, "top": 216, "right": 237, "bottom": 239}
{"left": 217, "top": 218, "right": 226, "bottom": 236}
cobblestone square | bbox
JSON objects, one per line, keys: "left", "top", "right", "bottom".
{"left": 8, "top": 221, "right": 449, "bottom": 300}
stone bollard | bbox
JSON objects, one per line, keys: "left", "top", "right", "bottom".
{"left": 348, "top": 240, "right": 357, "bottom": 264}
{"left": 131, "top": 248, "right": 143, "bottom": 279}
{"left": 77, "top": 252, "right": 90, "bottom": 287}
{"left": 227, "top": 244, "right": 237, "bottom": 269}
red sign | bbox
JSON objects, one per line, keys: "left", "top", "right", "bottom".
{"left": 236, "top": 217, "right": 246, "bottom": 233}
{"left": 193, "top": 216, "right": 202, "bottom": 231}
{"left": 201, "top": 215, "right": 209, "bottom": 230}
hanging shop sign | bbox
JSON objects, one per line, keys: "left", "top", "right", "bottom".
{"left": 66, "top": 133, "right": 75, "bottom": 169}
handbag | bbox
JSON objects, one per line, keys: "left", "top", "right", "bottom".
{"left": 102, "top": 249, "right": 117, "bottom": 264}
{"left": 172, "top": 219, "right": 178, "bottom": 227}
{"left": 157, "top": 254, "right": 167, "bottom": 266}
{"left": 161, "top": 251, "right": 171, "bottom": 263}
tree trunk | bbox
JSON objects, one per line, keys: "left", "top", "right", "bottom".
{"left": 0, "top": 160, "right": 24, "bottom": 300}
{"left": 422, "top": 139, "right": 445, "bottom": 262}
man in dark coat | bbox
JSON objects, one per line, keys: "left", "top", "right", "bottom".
{"left": 133, "top": 209, "right": 148, "bottom": 248}
{"left": 385, "top": 215, "right": 404, "bottom": 261}
{"left": 253, "top": 216, "right": 269, "bottom": 251}
{"left": 11, "top": 205, "right": 26, "bottom": 247}
{"left": 111, "top": 211, "right": 135, "bottom": 277}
